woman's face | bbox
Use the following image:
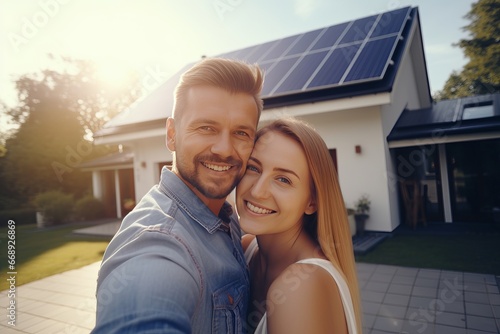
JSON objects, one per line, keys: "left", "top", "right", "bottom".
{"left": 236, "top": 130, "right": 316, "bottom": 236}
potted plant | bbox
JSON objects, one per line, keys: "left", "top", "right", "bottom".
{"left": 123, "top": 198, "right": 136, "bottom": 211}
{"left": 346, "top": 207, "right": 356, "bottom": 237}
{"left": 354, "top": 194, "right": 370, "bottom": 236}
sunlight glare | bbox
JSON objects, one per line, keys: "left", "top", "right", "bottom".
{"left": 95, "top": 60, "right": 136, "bottom": 91}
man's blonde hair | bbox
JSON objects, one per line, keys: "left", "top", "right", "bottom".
{"left": 173, "top": 58, "right": 264, "bottom": 121}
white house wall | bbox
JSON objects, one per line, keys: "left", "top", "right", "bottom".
{"left": 301, "top": 106, "right": 393, "bottom": 232}
{"left": 130, "top": 136, "right": 172, "bottom": 201}
{"left": 379, "top": 31, "right": 430, "bottom": 231}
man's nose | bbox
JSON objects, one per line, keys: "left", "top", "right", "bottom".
{"left": 211, "top": 131, "right": 234, "bottom": 158}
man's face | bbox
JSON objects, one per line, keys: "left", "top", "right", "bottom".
{"left": 167, "top": 85, "right": 259, "bottom": 204}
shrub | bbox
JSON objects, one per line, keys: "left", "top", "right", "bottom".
{"left": 75, "top": 195, "right": 104, "bottom": 221}
{"left": 0, "top": 208, "right": 37, "bottom": 227}
{"left": 34, "top": 190, "right": 74, "bottom": 225}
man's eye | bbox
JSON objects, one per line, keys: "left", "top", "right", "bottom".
{"left": 235, "top": 130, "right": 249, "bottom": 137}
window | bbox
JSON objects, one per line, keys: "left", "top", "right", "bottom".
{"left": 462, "top": 103, "right": 494, "bottom": 120}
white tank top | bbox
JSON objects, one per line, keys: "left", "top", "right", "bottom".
{"left": 244, "top": 238, "right": 358, "bottom": 334}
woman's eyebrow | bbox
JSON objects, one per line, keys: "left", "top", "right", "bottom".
{"left": 250, "top": 156, "right": 300, "bottom": 179}
{"left": 273, "top": 167, "right": 299, "bottom": 179}
{"left": 248, "top": 156, "right": 261, "bottom": 166}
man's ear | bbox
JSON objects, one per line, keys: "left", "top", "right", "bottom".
{"left": 304, "top": 197, "right": 317, "bottom": 215}
{"left": 166, "top": 117, "right": 176, "bottom": 152}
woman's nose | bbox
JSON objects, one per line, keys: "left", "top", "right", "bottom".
{"left": 250, "top": 176, "right": 270, "bottom": 199}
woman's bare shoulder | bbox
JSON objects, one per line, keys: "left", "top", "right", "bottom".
{"left": 266, "top": 262, "right": 348, "bottom": 333}
{"left": 241, "top": 234, "right": 256, "bottom": 252}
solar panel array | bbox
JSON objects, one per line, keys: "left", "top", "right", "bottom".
{"left": 219, "top": 6, "right": 413, "bottom": 97}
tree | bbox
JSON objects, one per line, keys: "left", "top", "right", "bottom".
{"left": 435, "top": 0, "right": 500, "bottom": 100}
{"left": 0, "top": 57, "right": 141, "bottom": 209}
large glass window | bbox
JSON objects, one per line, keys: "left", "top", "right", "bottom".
{"left": 447, "top": 139, "right": 500, "bottom": 223}
{"left": 394, "top": 145, "right": 443, "bottom": 225}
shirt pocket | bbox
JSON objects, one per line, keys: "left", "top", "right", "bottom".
{"left": 212, "top": 279, "right": 247, "bottom": 334}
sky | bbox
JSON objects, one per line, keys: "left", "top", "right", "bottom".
{"left": 0, "top": 0, "right": 475, "bottom": 126}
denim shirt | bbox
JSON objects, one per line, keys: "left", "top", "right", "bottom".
{"left": 92, "top": 168, "right": 250, "bottom": 333}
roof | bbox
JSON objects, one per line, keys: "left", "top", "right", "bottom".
{"left": 95, "top": 6, "right": 422, "bottom": 138}
{"left": 79, "top": 151, "right": 134, "bottom": 170}
{"left": 387, "top": 93, "right": 500, "bottom": 142}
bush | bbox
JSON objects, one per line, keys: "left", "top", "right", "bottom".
{"left": 34, "top": 190, "right": 74, "bottom": 224}
{"left": 75, "top": 195, "right": 104, "bottom": 221}
{"left": 0, "top": 208, "right": 37, "bottom": 227}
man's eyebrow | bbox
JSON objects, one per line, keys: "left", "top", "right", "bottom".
{"left": 190, "top": 118, "right": 217, "bottom": 125}
{"left": 190, "top": 119, "right": 255, "bottom": 132}
{"left": 249, "top": 156, "right": 300, "bottom": 179}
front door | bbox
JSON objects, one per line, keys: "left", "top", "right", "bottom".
{"left": 394, "top": 145, "right": 444, "bottom": 224}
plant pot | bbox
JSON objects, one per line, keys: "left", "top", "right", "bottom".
{"left": 36, "top": 211, "right": 46, "bottom": 228}
{"left": 348, "top": 214, "right": 356, "bottom": 237}
{"left": 354, "top": 214, "right": 369, "bottom": 236}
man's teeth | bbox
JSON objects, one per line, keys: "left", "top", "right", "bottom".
{"left": 247, "top": 201, "right": 273, "bottom": 214}
{"left": 204, "top": 163, "right": 231, "bottom": 171}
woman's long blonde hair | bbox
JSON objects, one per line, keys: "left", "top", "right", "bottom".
{"left": 256, "top": 117, "right": 362, "bottom": 333}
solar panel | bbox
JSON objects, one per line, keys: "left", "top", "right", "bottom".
{"left": 261, "top": 57, "right": 299, "bottom": 95}
{"left": 260, "top": 35, "right": 301, "bottom": 62}
{"left": 272, "top": 51, "right": 329, "bottom": 94}
{"left": 218, "top": 6, "right": 413, "bottom": 97}
{"left": 339, "top": 16, "right": 377, "bottom": 44}
{"left": 307, "top": 45, "right": 361, "bottom": 89}
{"left": 310, "top": 22, "right": 350, "bottom": 51}
{"left": 285, "top": 29, "right": 323, "bottom": 56}
{"left": 343, "top": 36, "right": 398, "bottom": 83}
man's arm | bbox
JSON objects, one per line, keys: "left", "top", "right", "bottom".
{"left": 92, "top": 230, "right": 201, "bottom": 334}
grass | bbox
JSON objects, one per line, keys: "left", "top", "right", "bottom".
{"left": 0, "top": 222, "right": 111, "bottom": 290}
{"left": 355, "top": 227, "right": 500, "bottom": 276}
{"left": 1, "top": 221, "right": 499, "bottom": 291}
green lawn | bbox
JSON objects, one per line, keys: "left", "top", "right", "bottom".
{"left": 1, "top": 222, "right": 499, "bottom": 291}
{"left": 0, "top": 223, "right": 111, "bottom": 290}
{"left": 355, "top": 232, "right": 500, "bottom": 276}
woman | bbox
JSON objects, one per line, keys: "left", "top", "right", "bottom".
{"left": 236, "top": 118, "right": 362, "bottom": 334}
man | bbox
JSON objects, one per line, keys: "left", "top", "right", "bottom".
{"left": 92, "top": 58, "right": 263, "bottom": 333}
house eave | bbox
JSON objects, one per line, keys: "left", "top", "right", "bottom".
{"left": 262, "top": 92, "right": 392, "bottom": 121}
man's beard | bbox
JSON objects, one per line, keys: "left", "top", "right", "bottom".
{"left": 177, "top": 153, "right": 243, "bottom": 199}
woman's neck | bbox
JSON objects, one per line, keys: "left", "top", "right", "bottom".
{"left": 255, "top": 230, "right": 323, "bottom": 273}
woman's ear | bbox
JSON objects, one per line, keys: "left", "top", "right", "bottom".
{"left": 304, "top": 197, "right": 317, "bottom": 215}
{"left": 166, "top": 117, "right": 176, "bottom": 151}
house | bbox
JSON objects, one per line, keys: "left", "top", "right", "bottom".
{"left": 87, "top": 6, "right": 500, "bottom": 230}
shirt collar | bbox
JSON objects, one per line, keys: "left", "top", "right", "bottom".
{"left": 158, "top": 167, "right": 233, "bottom": 234}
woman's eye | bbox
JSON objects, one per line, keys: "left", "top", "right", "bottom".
{"left": 246, "top": 165, "right": 259, "bottom": 173}
{"left": 277, "top": 177, "right": 291, "bottom": 185}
